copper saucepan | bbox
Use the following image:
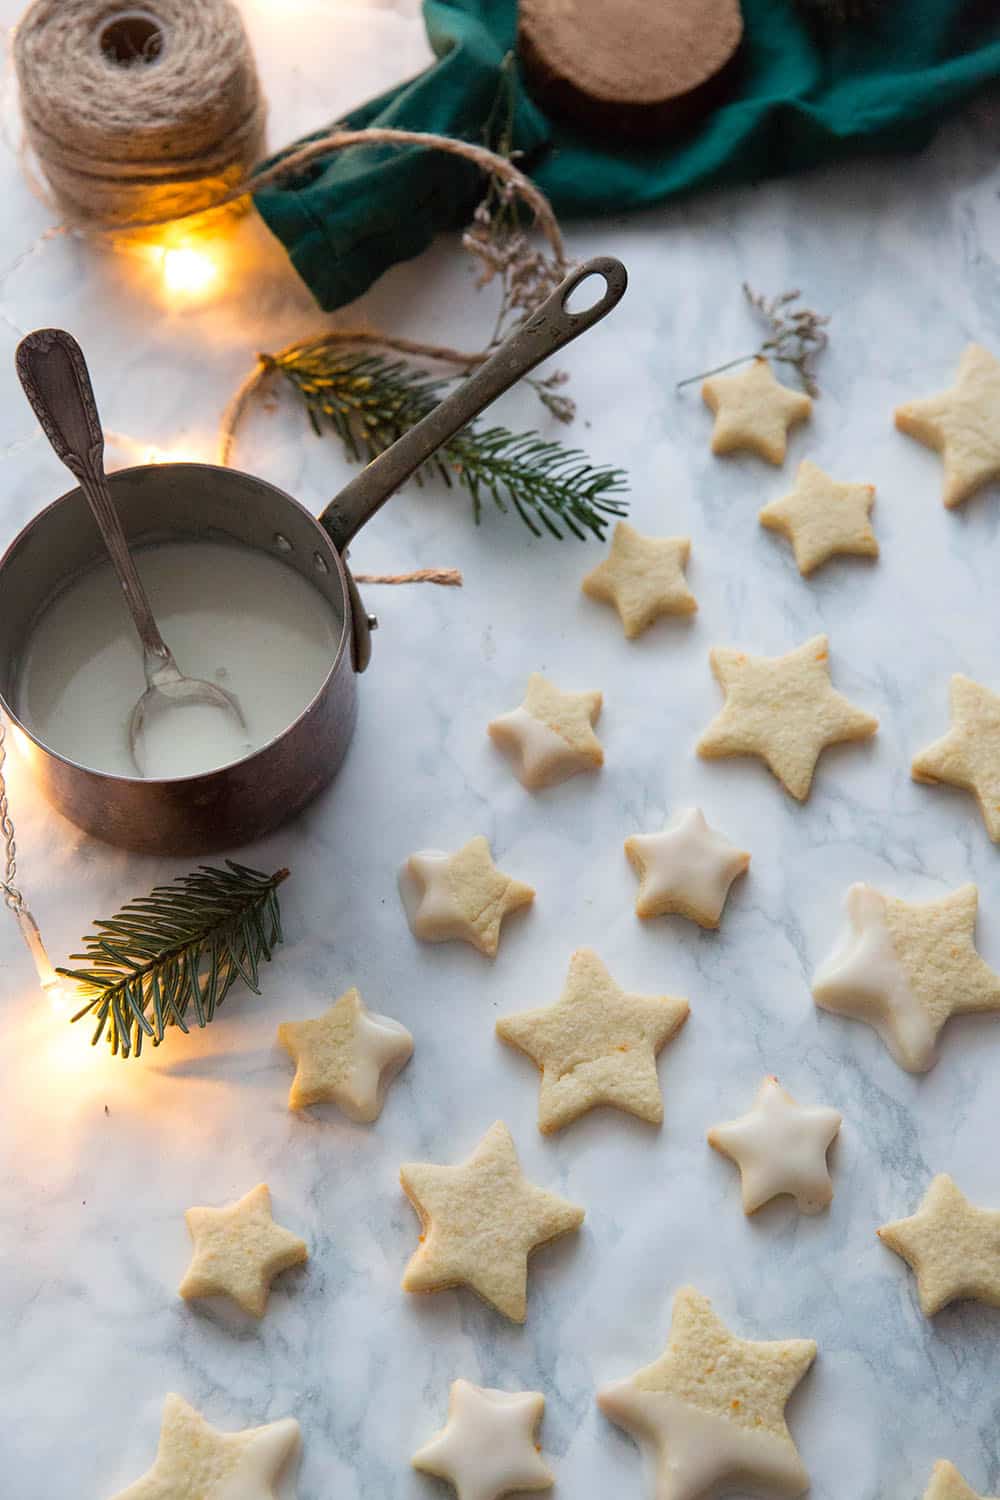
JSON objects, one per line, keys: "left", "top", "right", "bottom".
{"left": 0, "top": 257, "right": 627, "bottom": 853}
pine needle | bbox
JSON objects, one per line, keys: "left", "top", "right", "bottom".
{"left": 59, "top": 862, "right": 289, "bottom": 1059}
{"left": 270, "top": 344, "right": 628, "bottom": 540}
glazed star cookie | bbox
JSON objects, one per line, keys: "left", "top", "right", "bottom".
{"left": 178, "top": 1183, "right": 307, "bottom": 1318}
{"left": 625, "top": 807, "right": 750, "bottom": 927}
{"left": 277, "top": 987, "right": 413, "bottom": 1121}
{"left": 110, "top": 1393, "right": 300, "bottom": 1500}
{"left": 581, "top": 520, "right": 697, "bottom": 638}
{"left": 697, "top": 635, "right": 878, "bottom": 800}
{"left": 924, "top": 1461, "right": 998, "bottom": 1500}
{"left": 895, "top": 344, "right": 1000, "bottom": 508}
{"left": 878, "top": 1174, "right": 1000, "bottom": 1316}
{"left": 702, "top": 357, "right": 812, "bottom": 465}
{"left": 759, "top": 460, "right": 878, "bottom": 576}
{"left": 707, "top": 1076, "right": 842, "bottom": 1215}
{"left": 488, "top": 673, "right": 603, "bottom": 788}
{"left": 496, "top": 948, "right": 689, "bottom": 1133}
{"left": 412, "top": 1380, "right": 554, "bottom": 1500}
{"left": 399, "top": 1120, "right": 584, "bottom": 1322}
{"left": 912, "top": 675, "right": 1000, "bottom": 842}
{"left": 400, "top": 835, "right": 534, "bottom": 957}
{"left": 812, "top": 883, "right": 1000, "bottom": 1072}
{"left": 598, "top": 1285, "right": 816, "bottom": 1500}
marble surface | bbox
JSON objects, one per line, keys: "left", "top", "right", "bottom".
{"left": 1, "top": 3, "right": 999, "bottom": 1497}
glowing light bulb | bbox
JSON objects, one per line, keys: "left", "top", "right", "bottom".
{"left": 16, "top": 906, "right": 72, "bottom": 1014}
{"left": 160, "top": 245, "right": 219, "bottom": 299}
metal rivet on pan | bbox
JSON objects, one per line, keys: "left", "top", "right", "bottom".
{"left": 313, "top": 551, "right": 329, "bottom": 573}
{"left": 366, "top": 614, "right": 379, "bottom": 631}
{"left": 273, "top": 533, "right": 292, "bottom": 552}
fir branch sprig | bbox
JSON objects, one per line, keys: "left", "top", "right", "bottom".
{"left": 269, "top": 344, "right": 627, "bottom": 540}
{"left": 59, "top": 862, "right": 289, "bottom": 1060}
{"left": 678, "top": 285, "right": 831, "bottom": 397}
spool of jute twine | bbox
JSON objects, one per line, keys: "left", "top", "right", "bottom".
{"left": 14, "top": 0, "right": 266, "bottom": 228}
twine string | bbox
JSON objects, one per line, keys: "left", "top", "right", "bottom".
{"left": 14, "top": 0, "right": 267, "bottom": 229}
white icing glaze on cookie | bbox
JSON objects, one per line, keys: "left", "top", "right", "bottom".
{"left": 812, "top": 884, "right": 937, "bottom": 1071}
{"left": 412, "top": 1379, "right": 553, "bottom": 1500}
{"left": 488, "top": 705, "right": 589, "bottom": 786}
{"left": 398, "top": 850, "right": 454, "bottom": 938}
{"left": 625, "top": 807, "right": 749, "bottom": 926}
{"left": 597, "top": 1387, "right": 810, "bottom": 1500}
{"left": 707, "top": 1076, "right": 841, "bottom": 1214}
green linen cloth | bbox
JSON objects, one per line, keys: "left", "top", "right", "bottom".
{"left": 254, "top": 0, "right": 1000, "bottom": 311}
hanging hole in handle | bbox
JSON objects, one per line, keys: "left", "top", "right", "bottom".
{"left": 563, "top": 269, "right": 611, "bottom": 316}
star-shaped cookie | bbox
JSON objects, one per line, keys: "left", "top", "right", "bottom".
{"left": 496, "top": 948, "right": 689, "bottom": 1133}
{"left": 488, "top": 673, "right": 603, "bottom": 789}
{"left": 598, "top": 1285, "right": 816, "bottom": 1500}
{"left": 400, "top": 835, "right": 534, "bottom": 958}
{"left": 812, "top": 882, "right": 1000, "bottom": 1072}
{"left": 707, "top": 1076, "right": 842, "bottom": 1215}
{"left": 412, "top": 1380, "right": 554, "bottom": 1500}
{"left": 581, "top": 520, "right": 697, "bottom": 638}
{"left": 178, "top": 1183, "right": 308, "bottom": 1317}
{"left": 697, "top": 634, "right": 878, "bottom": 800}
{"left": 878, "top": 1174, "right": 1000, "bottom": 1316}
{"left": 110, "top": 1392, "right": 300, "bottom": 1500}
{"left": 759, "top": 460, "right": 878, "bottom": 576}
{"left": 895, "top": 344, "right": 1000, "bottom": 508}
{"left": 399, "top": 1120, "right": 584, "bottom": 1322}
{"left": 702, "top": 357, "right": 812, "bottom": 466}
{"left": 912, "top": 674, "right": 1000, "bottom": 842}
{"left": 625, "top": 807, "right": 750, "bottom": 927}
{"left": 277, "top": 987, "right": 413, "bottom": 1121}
{"left": 924, "top": 1461, "right": 997, "bottom": 1500}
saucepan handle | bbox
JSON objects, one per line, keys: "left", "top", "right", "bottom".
{"left": 320, "top": 255, "right": 628, "bottom": 552}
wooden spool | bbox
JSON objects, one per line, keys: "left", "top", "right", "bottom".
{"left": 518, "top": 0, "right": 744, "bottom": 140}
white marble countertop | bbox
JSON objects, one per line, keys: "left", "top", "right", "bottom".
{"left": 2, "top": 3, "right": 1000, "bottom": 1497}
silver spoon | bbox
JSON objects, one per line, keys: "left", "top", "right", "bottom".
{"left": 15, "top": 329, "right": 247, "bottom": 777}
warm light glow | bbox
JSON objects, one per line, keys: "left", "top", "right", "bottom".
{"left": 43, "top": 974, "right": 73, "bottom": 1017}
{"left": 160, "top": 245, "right": 220, "bottom": 298}
{"left": 15, "top": 906, "right": 71, "bottom": 1013}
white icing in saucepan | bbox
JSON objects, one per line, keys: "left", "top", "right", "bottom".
{"left": 16, "top": 540, "right": 340, "bottom": 780}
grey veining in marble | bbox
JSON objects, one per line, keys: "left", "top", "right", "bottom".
{"left": 1, "top": 3, "right": 999, "bottom": 1497}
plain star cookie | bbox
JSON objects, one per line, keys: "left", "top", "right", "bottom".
{"left": 812, "top": 883, "right": 1000, "bottom": 1072}
{"left": 702, "top": 357, "right": 812, "bottom": 465}
{"left": 496, "top": 948, "right": 689, "bottom": 1133}
{"left": 759, "top": 460, "right": 878, "bottom": 576}
{"left": 912, "top": 675, "right": 1000, "bottom": 842}
{"left": 400, "top": 836, "right": 534, "bottom": 957}
{"left": 597, "top": 1285, "right": 816, "bottom": 1500}
{"left": 697, "top": 634, "right": 878, "bottom": 800}
{"left": 878, "top": 1174, "right": 1000, "bottom": 1316}
{"left": 399, "top": 1120, "right": 584, "bottom": 1322}
{"left": 895, "top": 344, "right": 1000, "bottom": 508}
{"left": 488, "top": 673, "right": 603, "bottom": 788}
{"left": 707, "top": 1076, "right": 841, "bottom": 1215}
{"left": 412, "top": 1379, "right": 554, "bottom": 1500}
{"left": 277, "top": 987, "right": 413, "bottom": 1121}
{"left": 924, "top": 1462, "right": 998, "bottom": 1500}
{"left": 110, "top": 1393, "right": 300, "bottom": 1500}
{"left": 178, "top": 1183, "right": 307, "bottom": 1318}
{"left": 581, "top": 520, "right": 697, "bottom": 638}
{"left": 625, "top": 807, "right": 750, "bottom": 927}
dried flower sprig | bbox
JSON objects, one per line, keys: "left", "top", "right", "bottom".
{"left": 463, "top": 51, "right": 577, "bottom": 418}
{"left": 677, "top": 285, "right": 831, "bottom": 397}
